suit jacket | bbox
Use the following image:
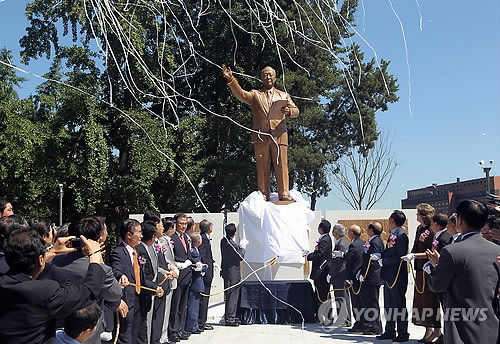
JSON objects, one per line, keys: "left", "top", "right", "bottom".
{"left": 171, "top": 231, "right": 193, "bottom": 286}
{"left": 0, "top": 263, "right": 105, "bottom": 344}
{"left": 329, "top": 236, "right": 349, "bottom": 286}
{"left": 220, "top": 237, "right": 245, "bottom": 281}
{"left": 360, "top": 235, "right": 384, "bottom": 286}
{"left": 381, "top": 227, "right": 409, "bottom": 282}
{"left": 0, "top": 253, "right": 8, "bottom": 276}
{"left": 42, "top": 251, "right": 121, "bottom": 344}
{"left": 434, "top": 230, "right": 451, "bottom": 253}
{"left": 135, "top": 243, "right": 158, "bottom": 312}
{"left": 159, "top": 235, "right": 177, "bottom": 291}
{"left": 189, "top": 247, "right": 205, "bottom": 294}
{"left": 428, "top": 233, "right": 500, "bottom": 344}
{"left": 345, "top": 236, "right": 365, "bottom": 281}
{"left": 198, "top": 233, "right": 214, "bottom": 283}
{"left": 307, "top": 233, "right": 332, "bottom": 282}
{"left": 227, "top": 78, "right": 299, "bottom": 145}
{"left": 110, "top": 242, "right": 157, "bottom": 316}
{"left": 411, "top": 225, "right": 433, "bottom": 271}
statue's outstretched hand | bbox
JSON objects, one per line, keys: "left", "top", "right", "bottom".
{"left": 222, "top": 64, "right": 233, "bottom": 81}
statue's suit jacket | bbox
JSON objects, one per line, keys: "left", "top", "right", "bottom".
{"left": 227, "top": 78, "right": 299, "bottom": 145}
{"left": 428, "top": 233, "right": 500, "bottom": 344}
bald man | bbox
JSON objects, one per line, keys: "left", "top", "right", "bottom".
{"left": 222, "top": 65, "right": 299, "bottom": 201}
{"left": 344, "top": 225, "right": 365, "bottom": 332}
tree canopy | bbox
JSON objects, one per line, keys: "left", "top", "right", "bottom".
{"left": 0, "top": 0, "right": 399, "bottom": 223}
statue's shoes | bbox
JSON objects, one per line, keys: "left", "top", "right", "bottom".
{"left": 279, "top": 195, "right": 293, "bottom": 201}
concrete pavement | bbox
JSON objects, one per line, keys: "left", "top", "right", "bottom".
{"left": 187, "top": 282, "right": 427, "bottom": 344}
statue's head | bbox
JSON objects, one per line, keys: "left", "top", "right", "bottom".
{"left": 260, "top": 66, "right": 276, "bottom": 89}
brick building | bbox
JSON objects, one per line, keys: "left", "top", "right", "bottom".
{"left": 401, "top": 176, "right": 500, "bottom": 214}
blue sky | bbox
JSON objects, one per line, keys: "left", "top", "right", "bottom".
{"left": 1, "top": 0, "right": 499, "bottom": 212}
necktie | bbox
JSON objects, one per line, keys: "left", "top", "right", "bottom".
{"left": 132, "top": 249, "right": 141, "bottom": 294}
{"left": 180, "top": 233, "right": 187, "bottom": 252}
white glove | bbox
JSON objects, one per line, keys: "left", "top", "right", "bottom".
{"left": 214, "top": 262, "right": 221, "bottom": 271}
{"left": 370, "top": 253, "right": 382, "bottom": 261}
{"left": 176, "top": 259, "right": 193, "bottom": 270}
{"left": 193, "top": 261, "right": 203, "bottom": 271}
{"left": 355, "top": 270, "right": 361, "bottom": 281}
{"left": 401, "top": 253, "right": 415, "bottom": 263}
{"left": 345, "top": 280, "right": 353, "bottom": 286}
{"left": 359, "top": 274, "right": 365, "bottom": 283}
{"left": 378, "top": 259, "right": 383, "bottom": 267}
{"left": 326, "top": 274, "right": 331, "bottom": 283}
{"left": 302, "top": 249, "right": 310, "bottom": 257}
{"left": 240, "top": 239, "right": 249, "bottom": 249}
{"left": 332, "top": 250, "right": 344, "bottom": 258}
{"left": 423, "top": 261, "right": 433, "bottom": 275}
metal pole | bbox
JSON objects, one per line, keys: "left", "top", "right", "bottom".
{"left": 485, "top": 168, "right": 491, "bottom": 194}
{"left": 58, "top": 184, "right": 64, "bottom": 227}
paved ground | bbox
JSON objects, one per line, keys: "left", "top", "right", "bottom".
{"left": 187, "top": 282, "right": 426, "bottom": 344}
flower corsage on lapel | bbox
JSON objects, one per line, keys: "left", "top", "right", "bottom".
{"left": 388, "top": 234, "right": 397, "bottom": 248}
{"left": 363, "top": 241, "right": 370, "bottom": 254}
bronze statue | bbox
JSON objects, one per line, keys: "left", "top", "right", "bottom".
{"left": 222, "top": 65, "right": 299, "bottom": 201}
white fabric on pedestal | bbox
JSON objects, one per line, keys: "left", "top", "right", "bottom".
{"left": 238, "top": 190, "right": 314, "bottom": 264}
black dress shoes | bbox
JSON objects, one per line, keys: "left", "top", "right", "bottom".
{"left": 190, "top": 330, "right": 202, "bottom": 334}
{"left": 203, "top": 324, "right": 214, "bottom": 330}
{"left": 393, "top": 333, "right": 410, "bottom": 342}
{"left": 363, "top": 329, "right": 382, "bottom": 335}
{"left": 376, "top": 332, "right": 396, "bottom": 340}
{"left": 168, "top": 335, "right": 180, "bottom": 343}
{"left": 178, "top": 331, "right": 190, "bottom": 340}
{"left": 225, "top": 320, "right": 240, "bottom": 327}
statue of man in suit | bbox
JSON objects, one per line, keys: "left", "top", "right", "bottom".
{"left": 222, "top": 65, "right": 299, "bottom": 201}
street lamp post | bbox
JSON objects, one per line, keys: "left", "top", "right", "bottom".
{"left": 58, "top": 184, "right": 64, "bottom": 227}
{"left": 479, "top": 160, "right": 494, "bottom": 195}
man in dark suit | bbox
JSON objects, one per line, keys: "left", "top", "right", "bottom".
{"left": 307, "top": 219, "right": 333, "bottom": 318}
{"left": 375, "top": 210, "right": 409, "bottom": 342}
{"left": 328, "top": 223, "right": 351, "bottom": 327}
{"left": 185, "top": 232, "right": 208, "bottom": 334}
{"left": 345, "top": 225, "right": 365, "bottom": 333}
{"left": 430, "top": 213, "right": 451, "bottom": 252}
{"left": 168, "top": 213, "right": 193, "bottom": 342}
{"left": 427, "top": 199, "right": 500, "bottom": 344}
{"left": 221, "top": 223, "right": 246, "bottom": 326}
{"left": 358, "top": 221, "right": 384, "bottom": 335}
{"left": 0, "top": 227, "right": 105, "bottom": 344}
{"left": 198, "top": 219, "right": 215, "bottom": 331}
{"left": 42, "top": 217, "right": 122, "bottom": 344}
{"left": 111, "top": 219, "right": 163, "bottom": 344}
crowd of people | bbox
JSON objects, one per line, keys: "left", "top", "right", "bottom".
{"left": 1, "top": 196, "right": 500, "bottom": 344}
{"left": 306, "top": 200, "right": 500, "bottom": 343}
{"left": 0, "top": 197, "right": 248, "bottom": 344}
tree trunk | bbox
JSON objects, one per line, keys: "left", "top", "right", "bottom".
{"left": 310, "top": 190, "right": 317, "bottom": 211}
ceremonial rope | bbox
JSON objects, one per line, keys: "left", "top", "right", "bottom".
{"left": 408, "top": 262, "right": 425, "bottom": 294}
{"left": 113, "top": 310, "right": 121, "bottom": 344}
{"left": 200, "top": 256, "right": 279, "bottom": 297}
{"left": 385, "top": 260, "right": 405, "bottom": 289}
{"left": 112, "top": 273, "right": 170, "bottom": 344}
{"left": 315, "top": 258, "right": 410, "bottom": 303}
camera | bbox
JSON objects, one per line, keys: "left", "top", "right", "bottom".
{"left": 70, "top": 238, "right": 82, "bottom": 249}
